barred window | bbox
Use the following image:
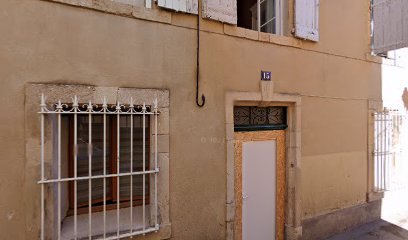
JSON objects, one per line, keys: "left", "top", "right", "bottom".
{"left": 39, "top": 96, "right": 159, "bottom": 240}
{"left": 67, "top": 114, "right": 150, "bottom": 215}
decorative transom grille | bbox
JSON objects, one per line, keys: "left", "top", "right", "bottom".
{"left": 234, "top": 106, "right": 287, "bottom": 131}
{"left": 38, "top": 95, "right": 159, "bottom": 240}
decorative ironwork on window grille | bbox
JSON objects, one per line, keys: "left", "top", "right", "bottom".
{"left": 234, "top": 106, "right": 287, "bottom": 131}
{"left": 38, "top": 95, "right": 159, "bottom": 240}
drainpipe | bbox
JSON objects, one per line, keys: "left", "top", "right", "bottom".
{"left": 196, "top": 1, "right": 205, "bottom": 107}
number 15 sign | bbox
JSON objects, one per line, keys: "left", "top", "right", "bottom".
{"left": 261, "top": 71, "right": 272, "bottom": 81}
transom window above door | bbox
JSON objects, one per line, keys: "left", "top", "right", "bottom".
{"left": 234, "top": 106, "right": 287, "bottom": 131}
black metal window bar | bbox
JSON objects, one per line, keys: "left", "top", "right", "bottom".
{"left": 234, "top": 106, "right": 287, "bottom": 131}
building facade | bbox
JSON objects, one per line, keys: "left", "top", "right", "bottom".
{"left": 0, "top": 0, "right": 383, "bottom": 239}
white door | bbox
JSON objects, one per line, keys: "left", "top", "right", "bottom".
{"left": 242, "top": 140, "right": 276, "bottom": 240}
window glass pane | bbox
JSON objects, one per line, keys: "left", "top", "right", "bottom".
{"left": 119, "top": 175, "right": 149, "bottom": 202}
{"left": 91, "top": 178, "right": 110, "bottom": 204}
{"left": 75, "top": 179, "right": 112, "bottom": 208}
{"left": 76, "top": 180, "right": 88, "bottom": 206}
{"left": 119, "top": 115, "right": 150, "bottom": 199}
{"left": 260, "top": 0, "right": 277, "bottom": 34}
{"left": 75, "top": 115, "right": 112, "bottom": 206}
{"left": 76, "top": 115, "right": 112, "bottom": 176}
{"left": 118, "top": 115, "right": 150, "bottom": 173}
{"left": 261, "top": 19, "right": 276, "bottom": 34}
{"left": 72, "top": 114, "right": 149, "bottom": 209}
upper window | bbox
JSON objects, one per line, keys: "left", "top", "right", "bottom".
{"left": 202, "top": 0, "right": 319, "bottom": 42}
{"left": 237, "top": 0, "right": 282, "bottom": 35}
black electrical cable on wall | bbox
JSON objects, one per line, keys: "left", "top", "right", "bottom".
{"left": 196, "top": 4, "right": 205, "bottom": 107}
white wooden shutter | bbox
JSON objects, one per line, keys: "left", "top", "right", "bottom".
{"left": 372, "top": 0, "right": 408, "bottom": 54}
{"left": 202, "top": 0, "right": 237, "bottom": 24}
{"left": 295, "top": 0, "right": 319, "bottom": 42}
{"left": 158, "top": 0, "right": 198, "bottom": 14}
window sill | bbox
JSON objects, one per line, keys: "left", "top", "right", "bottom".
{"left": 223, "top": 25, "right": 303, "bottom": 49}
{"left": 366, "top": 53, "right": 383, "bottom": 64}
{"left": 42, "top": 0, "right": 172, "bottom": 24}
{"left": 61, "top": 206, "right": 158, "bottom": 239}
{"left": 222, "top": 25, "right": 382, "bottom": 64}
{"left": 42, "top": 0, "right": 304, "bottom": 50}
{"left": 366, "top": 191, "right": 384, "bottom": 203}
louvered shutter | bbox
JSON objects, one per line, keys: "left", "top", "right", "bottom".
{"left": 202, "top": 0, "right": 237, "bottom": 24}
{"left": 372, "top": 0, "right": 408, "bottom": 54}
{"left": 158, "top": 0, "right": 198, "bottom": 14}
{"left": 295, "top": 0, "right": 319, "bottom": 42}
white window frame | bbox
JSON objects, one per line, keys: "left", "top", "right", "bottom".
{"left": 25, "top": 85, "right": 171, "bottom": 240}
{"left": 249, "top": 0, "right": 283, "bottom": 35}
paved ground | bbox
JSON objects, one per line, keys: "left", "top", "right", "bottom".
{"left": 327, "top": 171, "right": 408, "bottom": 240}
{"left": 326, "top": 219, "right": 408, "bottom": 240}
{"left": 382, "top": 187, "right": 408, "bottom": 230}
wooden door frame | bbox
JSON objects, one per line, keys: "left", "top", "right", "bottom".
{"left": 225, "top": 90, "right": 302, "bottom": 240}
{"left": 234, "top": 130, "right": 286, "bottom": 240}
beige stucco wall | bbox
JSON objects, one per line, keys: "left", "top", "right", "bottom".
{"left": 0, "top": 0, "right": 381, "bottom": 239}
